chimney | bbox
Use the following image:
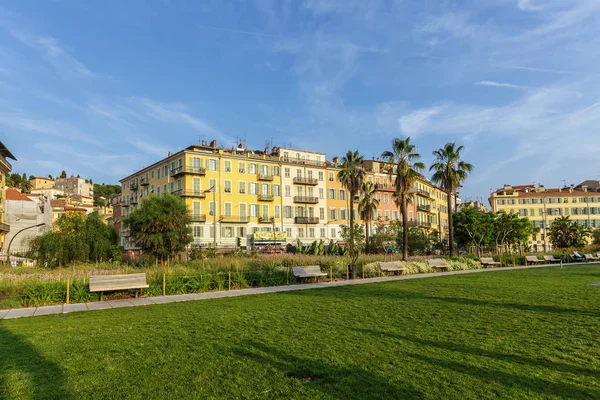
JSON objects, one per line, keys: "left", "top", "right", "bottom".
{"left": 332, "top": 156, "right": 338, "bottom": 164}
{"left": 539, "top": 185, "right": 545, "bottom": 192}
{"left": 265, "top": 145, "right": 270, "bottom": 154}
{"left": 168, "top": 151, "right": 173, "bottom": 157}
{"left": 582, "top": 185, "right": 588, "bottom": 192}
{"left": 209, "top": 139, "right": 217, "bottom": 148}
{"left": 202, "top": 140, "right": 207, "bottom": 146}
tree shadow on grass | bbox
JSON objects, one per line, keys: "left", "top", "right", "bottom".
{"left": 0, "top": 324, "right": 68, "bottom": 399}
{"left": 354, "top": 328, "right": 598, "bottom": 378}
{"left": 282, "top": 288, "right": 598, "bottom": 317}
{"left": 227, "top": 340, "right": 426, "bottom": 399}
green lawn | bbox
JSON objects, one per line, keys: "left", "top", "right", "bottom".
{"left": 1, "top": 266, "right": 599, "bottom": 399}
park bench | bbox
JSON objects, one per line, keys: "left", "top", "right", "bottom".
{"left": 89, "top": 273, "right": 149, "bottom": 301}
{"left": 584, "top": 254, "right": 599, "bottom": 262}
{"left": 543, "top": 255, "right": 561, "bottom": 263}
{"left": 379, "top": 262, "right": 406, "bottom": 276}
{"left": 480, "top": 257, "right": 502, "bottom": 268}
{"left": 427, "top": 259, "right": 450, "bottom": 271}
{"left": 525, "top": 256, "right": 543, "bottom": 265}
{"left": 292, "top": 266, "right": 328, "bottom": 282}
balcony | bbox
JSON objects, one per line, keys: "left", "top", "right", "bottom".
{"left": 258, "top": 173, "right": 274, "bottom": 181}
{"left": 293, "top": 177, "right": 318, "bottom": 186}
{"left": 295, "top": 217, "right": 319, "bottom": 224}
{"left": 191, "top": 214, "right": 207, "bottom": 223}
{"left": 171, "top": 165, "right": 206, "bottom": 177}
{"left": 140, "top": 177, "right": 149, "bottom": 186}
{"left": 416, "top": 189, "right": 431, "bottom": 198}
{"left": 0, "top": 222, "right": 9, "bottom": 233}
{"left": 293, "top": 196, "right": 319, "bottom": 204}
{"left": 406, "top": 221, "right": 418, "bottom": 228}
{"left": 220, "top": 215, "right": 249, "bottom": 223}
{"left": 375, "top": 183, "right": 395, "bottom": 192}
{"left": 258, "top": 216, "right": 274, "bottom": 223}
{"left": 130, "top": 182, "right": 139, "bottom": 191}
{"left": 258, "top": 194, "right": 274, "bottom": 202}
{"left": 122, "top": 199, "right": 130, "bottom": 207}
{"left": 130, "top": 196, "right": 138, "bottom": 205}
{"left": 418, "top": 221, "right": 432, "bottom": 228}
{"left": 417, "top": 204, "right": 434, "bottom": 213}
{"left": 173, "top": 189, "right": 206, "bottom": 198}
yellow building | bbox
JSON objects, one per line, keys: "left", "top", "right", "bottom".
{"left": 489, "top": 183, "right": 600, "bottom": 251}
{"left": 324, "top": 157, "right": 362, "bottom": 241}
{"left": 29, "top": 176, "right": 55, "bottom": 190}
{"left": 0, "top": 141, "right": 16, "bottom": 250}
{"left": 120, "top": 141, "right": 283, "bottom": 250}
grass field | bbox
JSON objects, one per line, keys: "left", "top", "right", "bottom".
{"left": 1, "top": 265, "right": 599, "bottom": 399}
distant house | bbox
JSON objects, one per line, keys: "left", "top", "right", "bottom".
{"left": 5, "top": 188, "right": 51, "bottom": 250}
{"left": 55, "top": 176, "right": 94, "bottom": 197}
{"left": 29, "top": 176, "right": 55, "bottom": 190}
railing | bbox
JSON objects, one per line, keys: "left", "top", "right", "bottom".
{"left": 258, "top": 216, "right": 274, "bottom": 223}
{"left": 130, "top": 182, "right": 139, "bottom": 191}
{"left": 375, "top": 183, "right": 394, "bottom": 191}
{"left": 258, "top": 194, "right": 274, "bottom": 201}
{"left": 173, "top": 189, "right": 207, "bottom": 198}
{"left": 258, "top": 173, "right": 274, "bottom": 181}
{"left": 293, "top": 177, "right": 318, "bottom": 185}
{"left": 220, "top": 216, "right": 249, "bottom": 223}
{"left": 295, "top": 217, "right": 319, "bottom": 224}
{"left": 293, "top": 196, "right": 319, "bottom": 204}
{"left": 282, "top": 158, "right": 325, "bottom": 167}
{"left": 418, "top": 221, "right": 432, "bottom": 228}
{"left": 140, "top": 177, "right": 149, "bottom": 186}
{"left": 122, "top": 198, "right": 130, "bottom": 207}
{"left": 0, "top": 222, "right": 9, "bottom": 232}
{"left": 171, "top": 166, "right": 207, "bottom": 177}
{"left": 417, "top": 204, "right": 432, "bottom": 212}
{"left": 416, "top": 189, "right": 431, "bottom": 198}
{"left": 130, "top": 197, "right": 138, "bottom": 205}
{"left": 191, "top": 214, "right": 207, "bottom": 223}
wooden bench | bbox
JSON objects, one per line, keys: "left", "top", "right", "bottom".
{"left": 480, "top": 257, "right": 502, "bottom": 268}
{"left": 379, "top": 262, "right": 406, "bottom": 276}
{"left": 543, "top": 255, "right": 561, "bottom": 263}
{"left": 427, "top": 259, "right": 450, "bottom": 271}
{"left": 292, "top": 266, "right": 328, "bottom": 282}
{"left": 89, "top": 273, "right": 149, "bottom": 301}
{"left": 525, "top": 255, "right": 543, "bottom": 265}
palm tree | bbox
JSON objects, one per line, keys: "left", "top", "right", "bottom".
{"left": 382, "top": 138, "right": 425, "bottom": 260}
{"left": 338, "top": 150, "right": 365, "bottom": 276}
{"left": 430, "top": 142, "right": 474, "bottom": 256}
{"left": 358, "top": 181, "right": 379, "bottom": 253}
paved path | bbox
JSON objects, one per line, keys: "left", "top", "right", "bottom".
{"left": 0, "top": 262, "right": 588, "bottom": 320}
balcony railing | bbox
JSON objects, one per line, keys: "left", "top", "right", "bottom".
{"left": 0, "top": 222, "right": 10, "bottom": 233}
{"left": 418, "top": 221, "right": 432, "bottom": 228}
{"left": 191, "top": 214, "right": 207, "bottom": 223}
{"left": 258, "top": 194, "right": 274, "bottom": 202}
{"left": 220, "top": 215, "right": 249, "bottom": 223}
{"left": 130, "top": 196, "right": 138, "bottom": 205}
{"left": 374, "top": 183, "right": 394, "bottom": 192}
{"left": 258, "top": 173, "right": 274, "bottom": 181}
{"left": 130, "top": 182, "right": 139, "bottom": 191}
{"left": 293, "top": 177, "right": 318, "bottom": 186}
{"left": 417, "top": 204, "right": 433, "bottom": 213}
{"left": 416, "top": 189, "right": 431, "bottom": 198}
{"left": 122, "top": 198, "right": 130, "bottom": 207}
{"left": 173, "top": 189, "right": 206, "bottom": 198}
{"left": 293, "top": 196, "right": 319, "bottom": 204}
{"left": 140, "top": 177, "right": 149, "bottom": 186}
{"left": 282, "top": 158, "right": 324, "bottom": 167}
{"left": 295, "top": 217, "right": 319, "bottom": 224}
{"left": 258, "top": 216, "right": 274, "bottom": 223}
{"left": 171, "top": 166, "right": 207, "bottom": 177}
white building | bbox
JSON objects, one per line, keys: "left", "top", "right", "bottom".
{"left": 5, "top": 188, "right": 52, "bottom": 251}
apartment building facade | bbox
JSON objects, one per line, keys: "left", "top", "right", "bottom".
{"left": 29, "top": 176, "right": 55, "bottom": 190}
{"left": 55, "top": 176, "right": 94, "bottom": 197}
{"left": 0, "top": 141, "right": 16, "bottom": 250}
{"left": 489, "top": 182, "right": 600, "bottom": 251}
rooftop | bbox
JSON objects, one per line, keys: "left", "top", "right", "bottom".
{"left": 6, "top": 188, "right": 33, "bottom": 202}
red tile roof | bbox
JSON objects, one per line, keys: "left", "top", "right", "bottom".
{"left": 6, "top": 188, "right": 33, "bottom": 202}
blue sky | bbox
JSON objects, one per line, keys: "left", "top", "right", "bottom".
{"left": 1, "top": 0, "right": 600, "bottom": 202}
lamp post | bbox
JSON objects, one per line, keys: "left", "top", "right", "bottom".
{"left": 205, "top": 186, "right": 216, "bottom": 250}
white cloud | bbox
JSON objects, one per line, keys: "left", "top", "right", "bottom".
{"left": 398, "top": 106, "right": 447, "bottom": 136}
{"left": 475, "top": 80, "right": 529, "bottom": 89}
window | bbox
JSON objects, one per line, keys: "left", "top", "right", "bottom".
{"left": 249, "top": 182, "right": 257, "bottom": 195}
{"left": 151, "top": 170, "right": 154, "bottom": 179}
{"left": 192, "top": 201, "right": 201, "bottom": 217}
{"left": 320, "top": 228, "right": 326, "bottom": 238}
{"left": 250, "top": 204, "right": 259, "bottom": 217}
{"left": 170, "top": 182, "right": 174, "bottom": 193}
{"left": 239, "top": 204, "right": 246, "bottom": 219}
{"left": 340, "top": 209, "right": 347, "bottom": 220}
{"left": 273, "top": 184, "right": 280, "bottom": 196}
{"left": 193, "top": 226, "right": 203, "bottom": 238}
{"left": 296, "top": 153, "right": 300, "bottom": 161}
{"left": 285, "top": 185, "right": 291, "bottom": 197}
{"left": 320, "top": 208, "right": 325, "bottom": 219}
{"left": 319, "top": 188, "right": 324, "bottom": 199}
{"left": 286, "top": 227, "right": 292, "bottom": 237}
{"left": 224, "top": 202, "right": 232, "bottom": 217}
{"left": 330, "top": 228, "right": 336, "bottom": 238}
{"left": 275, "top": 205, "right": 280, "bottom": 218}
{"left": 209, "top": 178, "right": 216, "bottom": 192}
{"left": 193, "top": 178, "right": 201, "bottom": 194}
{"left": 309, "top": 228, "right": 315, "bottom": 238}
{"left": 392, "top": 210, "right": 398, "bottom": 220}
{"left": 298, "top": 228, "right": 305, "bottom": 238}
{"left": 308, "top": 170, "right": 313, "bottom": 179}
{"left": 284, "top": 168, "right": 290, "bottom": 177}
{"left": 208, "top": 159, "right": 217, "bottom": 171}
{"left": 222, "top": 227, "right": 233, "bottom": 238}
{"left": 238, "top": 227, "right": 245, "bottom": 237}
{"left": 273, "top": 166, "right": 280, "bottom": 176}
{"left": 157, "top": 168, "right": 161, "bottom": 179}
{"left": 384, "top": 193, "right": 389, "bottom": 203}
{"left": 377, "top": 210, "right": 382, "bottom": 219}
{"left": 239, "top": 162, "right": 246, "bottom": 174}
{"left": 329, "top": 208, "right": 336, "bottom": 220}
{"left": 261, "top": 184, "right": 270, "bottom": 195}
{"left": 296, "top": 169, "right": 302, "bottom": 178}
{"left": 224, "top": 180, "right": 232, "bottom": 193}
{"left": 209, "top": 201, "right": 216, "bottom": 216}
{"left": 328, "top": 172, "right": 334, "bottom": 182}
{"left": 224, "top": 160, "right": 232, "bottom": 172}
{"left": 157, "top": 187, "right": 161, "bottom": 196}
{"left": 318, "top": 171, "right": 324, "bottom": 181}
{"left": 163, "top": 184, "right": 167, "bottom": 193}
{"left": 385, "top": 210, "right": 390, "bottom": 221}
{"left": 328, "top": 189, "right": 335, "bottom": 199}
{"left": 249, "top": 163, "right": 257, "bottom": 174}
{"left": 262, "top": 205, "right": 269, "bottom": 219}
{"left": 284, "top": 206, "right": 292, "bottom": 218}
{"left": 339, "top": 190, "right": 346, "bottom": 200}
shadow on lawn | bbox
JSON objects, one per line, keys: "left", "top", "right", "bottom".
{"left": 229, "top": 340, "right": 426, "bottom": 399}
{"left": 355, "top": 328, "right": 598, "bottom": 378}
{"left": 0, "top": 325, "right": 67, "bottom": 399}
{"left": 284, "top": 288, "right": 597, "bottom": 317}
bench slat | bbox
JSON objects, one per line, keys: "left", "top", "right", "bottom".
{"left": 89, "top": 273, "right": 148, "bottom": 292}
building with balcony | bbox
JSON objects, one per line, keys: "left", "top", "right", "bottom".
{"left": 0, "top": 141, "right": 16, "bottom": 250}
{"left": 489, "top": 182, "right": 600, "bottom": 251}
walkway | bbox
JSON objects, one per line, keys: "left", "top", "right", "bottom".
{"left": 0, "top": 262, "right": 586, "bottom": 320}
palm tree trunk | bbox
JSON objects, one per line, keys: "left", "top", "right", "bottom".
{"left": 447, "top": 189, "right": 454, "bottom": 256}
{"left": 349, "top": 189, "right": 356, "bottom": 278}
{"left": 365, "top": 218, "right": 369, "bottom": 254}
{"left": 401, "top": 193, "right": 408, "bottom": 261}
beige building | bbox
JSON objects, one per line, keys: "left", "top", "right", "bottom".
{"left": 489, "top": 182, "right": 600, "bottom": 251}
{"left": 29, "top": 176, "right": 55, "bottom": 190}
{"left": 55, "top": 176, "right": 94, "bottom": 197}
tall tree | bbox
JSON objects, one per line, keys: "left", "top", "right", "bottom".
{"left": 124, "top": 194, "right": 192, "bottom": 262}
{"left": 549, "top": 216, "right": 591, "bottom": 250}
{"left": 382, "top": 137, "right": 425, "bottom": 260}
{"left": 60, "top": 170, "right": 67, "bottom": 179}
{"left": 338, "top": 150, "right": 365, "bottom": 276}
{"left": 430, "top": 142, "right": 474, "bottom": 256}
{"left": 358, "top": 181, "right": 379, "bottom": 253}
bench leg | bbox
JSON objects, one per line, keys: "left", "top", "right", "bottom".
{"left": 100, "top": 292, "right": 103, "bottom": 301}
{"left": 135, "top": 289, "right": 139, "bottom": 299}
